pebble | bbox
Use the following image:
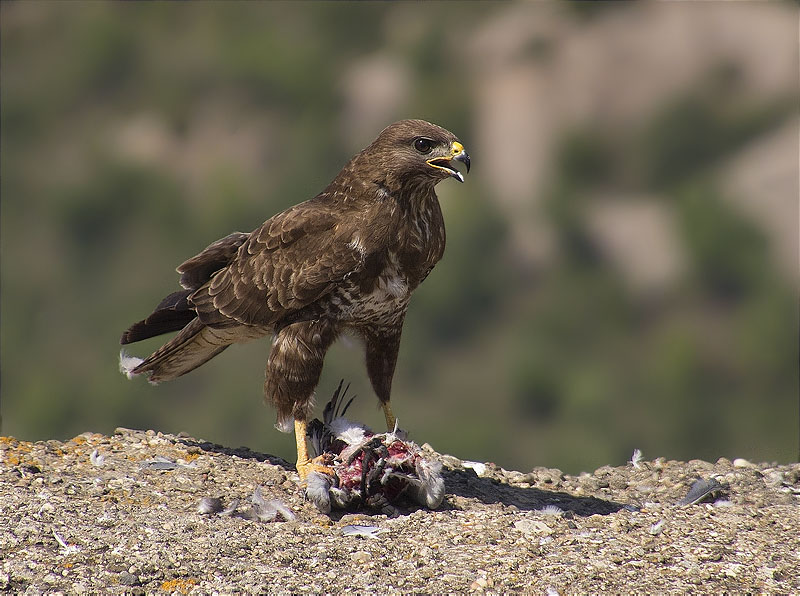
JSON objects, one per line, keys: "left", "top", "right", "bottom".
{"left": 471, "top": 577, "right": 489, "bottom": 589}
{"left": 351, "top": 551, "right": 371, "bottom": 564}
{"left": 762, "top": 470, "right": 785, "bottom": 488}
{"left": 514, "top": 519, "right": 553, "bottom": 535}
{"left": 648, "top": 520, "right": 665, "bottom": 535}
{"left": 463, "top": 461, "right": 487, "bottom": 476}
{"left": 118, "top": 572, "right": 139, "bottom": 586}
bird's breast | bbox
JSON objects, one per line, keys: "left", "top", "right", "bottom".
{"left": 328, "top": 253, "right": 411, "bottom": 327}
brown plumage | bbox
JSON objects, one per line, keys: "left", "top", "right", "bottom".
{"left": 120, "top": 119, "right": 470, "bottom": 479}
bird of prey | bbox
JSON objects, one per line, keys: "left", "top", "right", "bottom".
{"left": 119, "top": 119, "right": 470, "bottom": 480}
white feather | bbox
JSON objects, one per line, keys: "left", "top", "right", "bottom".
{"left": 119, "top": 351, "right": 144, "bottom": 380}
{"left": 329, "top": 416, "right": 370, "bottom": 445}
{"left": 274, "top": 417, "right": 294, "bottom": 434}
{"left": 538, "top": 505, "right": 563, "bottom": 516}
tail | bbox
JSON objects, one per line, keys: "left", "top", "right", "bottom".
{"left": 120, "top": 290, "right": 196, "bottom": 345}
{"left": 119, "top": 230, "right": 252, "bottom": 383}
{"left": 120, "top": 318, "right": 235, "bottom": 383}
{"left": 120, "top": 289, "right": 229, "bottom": 382}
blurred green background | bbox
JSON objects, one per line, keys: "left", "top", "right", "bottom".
{"left": 2, "top": 2, "right": 797, "bottom": 474}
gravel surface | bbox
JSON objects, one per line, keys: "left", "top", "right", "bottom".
{"left": 1, "top": 429, "right": 798, "bottom": 594}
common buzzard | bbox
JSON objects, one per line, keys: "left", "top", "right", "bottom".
{"left": 120, "top": 119, "right": 470, "bottom": 479}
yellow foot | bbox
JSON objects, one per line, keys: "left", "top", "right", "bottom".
{"left": 297, "top": 455, "right": 336, "bottom": 482}
{"left": 294, "top": 419, "right": 336, "bottom": 482}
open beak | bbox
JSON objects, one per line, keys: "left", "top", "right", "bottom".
{"left": 427, "top": 141, "right": 471, "bottom": 183}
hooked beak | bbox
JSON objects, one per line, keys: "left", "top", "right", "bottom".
{"left": 427, "top": 141, "right": 471, "bottom": 183}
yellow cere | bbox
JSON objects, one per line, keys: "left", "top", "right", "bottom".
{"left": 451, "top": 141, "right": 464, "bottom": 155}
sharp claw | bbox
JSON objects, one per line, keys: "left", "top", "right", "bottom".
{"left": 297, "top": 457, "right": 336, "bottom": 482}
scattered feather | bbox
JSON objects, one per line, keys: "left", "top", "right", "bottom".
{"left": 630, "top": 448, "right": 643, "bottom": 469}
{"left": 270, "top": 500, "right": 296, "bottom": 522}
{"left": 140, "top": 455, "right": 195, "bottom": 470}
{"left": 89, "top": 449, "right": 105, "bottom": 467}
{"left": 139, "top": 456, "right": 180, "bottom": 470}
{"left": 341, "top": 524, "right": 387, "bottom": 539}
{"left": 538, "top": 505, "right": 563, "bottom": 516}
{"left": 220, "top": 499, "right": 240, "bottom": 517}
{"left": 678, "top": 477, "right": 725, "bottom": 506}
{"left": 197, "top": 497, "right": 224, "bottom": 515}
{"left": 52, "top": 528, "right": 79, "bottom": 554}
{"left": 251, "top": 486, "right": 296, "bottom": 522}
{"left": 197, "top": 489, "right": 294, "bottom": 523}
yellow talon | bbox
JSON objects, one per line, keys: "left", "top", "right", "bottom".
{"left": 294, "top": 419, "right": 335, "bottom": 481}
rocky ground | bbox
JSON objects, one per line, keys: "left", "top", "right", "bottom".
{"left": 1, "top": 428, "right": 798, "bottom": 595}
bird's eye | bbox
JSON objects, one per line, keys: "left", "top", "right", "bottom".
{"left": 413, "top": 137, "right": 434, "bottom": 154}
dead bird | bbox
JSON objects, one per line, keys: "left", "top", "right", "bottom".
{"left": 305, "top": 381, "right": 445, "bottom": 514}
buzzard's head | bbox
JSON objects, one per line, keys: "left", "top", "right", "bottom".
{"left": 361, "top": 119, "right": 470, "bottom": 192}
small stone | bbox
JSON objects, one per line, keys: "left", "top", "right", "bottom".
{"left": 43, "top": 573, "right": 60, "bottom": 584}
{"left": 514, "top": 519, "right": 553, "bottom": 535}
{"left": 463, "top": 461, "right": 487, "bottom": 476}
{"left": 118, "top": 572, "right": 139, "bottom": 586}
{"left": 723, "top": 563, "right": 742, "bottom": 578}
{"left": 37, "top": 502, "right": 55, "bottom": 516}
{"left": 763, "top": 470, "right": 785, "bottom": 487}
{"left": 648, "top": 520, "right": 665, "bottom": 535}
{"left": 733, "top": 458, "right": 754, "bottom": 469}
{"left": 351, "top": 551, "right": 370, "bottom": 564}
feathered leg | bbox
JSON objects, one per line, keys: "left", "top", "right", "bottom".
{"left": 364, "top": 326, "right": 402, "bottom": 431}
{"left": 265, "top": 320, "right": 338, "bottom": 480}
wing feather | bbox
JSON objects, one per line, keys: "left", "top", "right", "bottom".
{"left": 177, "top": 232, "right": 250, "bottom": 290}
{"left": 190, "top": 200, "right": 364, "bottom": 328}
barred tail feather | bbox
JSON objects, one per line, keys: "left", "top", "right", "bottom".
{"left": 120, "top": 290, "right": 196, "bottom": 345}
{"left": 120, "top": 318, "right": 234, "bottom": 383}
